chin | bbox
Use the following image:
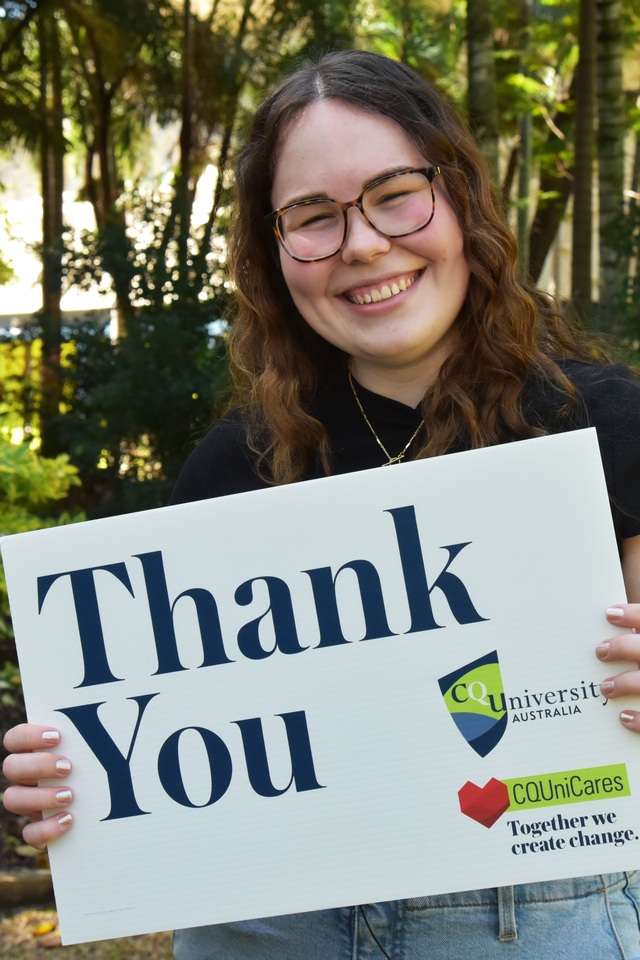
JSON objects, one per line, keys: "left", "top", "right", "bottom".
{"left": 359, "top": 333, "right": 441, "bottom": 362}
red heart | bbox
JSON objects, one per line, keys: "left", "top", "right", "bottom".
{"left": 458, "top": 777, "right": 510, "bottom": 828}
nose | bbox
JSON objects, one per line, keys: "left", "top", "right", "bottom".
{"left": 340, "top": 206, "right": 391, "bottom": 264}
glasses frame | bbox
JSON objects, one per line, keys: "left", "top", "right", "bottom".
{"left": 267, "top": 164, "right": 441, "bottom": 263}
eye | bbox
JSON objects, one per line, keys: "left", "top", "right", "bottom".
{"left": 377, "top": 190, "right": 412, "bottom": 204}
{"left": 298, "top": 212, "right": 335, "bottom": 228}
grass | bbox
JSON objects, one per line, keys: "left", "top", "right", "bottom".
{"left": 0, "top": 906, "right": 172, "bottom": 958}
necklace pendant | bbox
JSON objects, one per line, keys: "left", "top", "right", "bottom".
{"left": 348, "top": 370, "right": 424, "bottom": 470}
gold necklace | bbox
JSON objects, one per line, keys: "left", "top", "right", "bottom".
{"left": 348, "top": 371, "right": 425, "bottom": 466}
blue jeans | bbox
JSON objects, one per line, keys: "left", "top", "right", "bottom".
{"left": 173, "top": 873, "right": 640, "bottom": 959}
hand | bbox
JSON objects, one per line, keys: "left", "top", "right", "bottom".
{"left": 597, "top": 604, "right": 640, "bottom": 733}
{"left": 2, "top": 724, "right": 73, "bottom": 849}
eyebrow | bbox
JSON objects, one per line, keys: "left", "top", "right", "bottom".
{"left": 280, "top": 164, "right": 415, "bottom": 208}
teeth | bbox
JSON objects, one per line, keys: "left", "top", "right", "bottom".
{"left": 347, "top": 271, "right": 418, "bottom": 305}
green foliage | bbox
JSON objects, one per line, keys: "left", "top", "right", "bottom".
{"left": 0, "top": 658, "right": 21, "bottom": 710}
{"left": 0, "top": 253, "right": 13, "bottom": 284}
{"left": 359, "top": 0, "right": 468, "bottom": 105}
{"left": 0, "top": 434, "right": 84, "bottom": 656}
{"left": 51, "top": 307, "right": 230, "bottom": 516}
{"left": 0, "top": 0, "right": 639, "bottom": 512}
{"left": 595, "top": 202, "right": 640, "bottom": 336}
{"left": 0, "top": 438, "right": 80, "bottom": 506}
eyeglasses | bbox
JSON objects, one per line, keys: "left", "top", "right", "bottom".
{"left": 268, "top": 165, "right": 441, "bottom": 263}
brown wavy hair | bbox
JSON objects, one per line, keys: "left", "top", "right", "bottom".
{"left": 228, "top": 49, "right": 598, "bottom": 484}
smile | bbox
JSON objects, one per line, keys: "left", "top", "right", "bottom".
{"left": 343, "top": 270, "right": 422, "bottom": 305}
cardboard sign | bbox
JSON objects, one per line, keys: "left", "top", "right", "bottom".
{"left": 3, "top": 428, "right": 640, "bottom": 945}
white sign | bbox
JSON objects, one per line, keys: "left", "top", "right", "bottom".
{"left": 3, "top": 429, "right": 640, "bottom": 945}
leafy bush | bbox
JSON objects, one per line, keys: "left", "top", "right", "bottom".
{"left": 48, "top": 306, "right": 230, "bottom": 517}
{"left": 0, "top": 437, "right": 84, "bottom": 658}
{"left": 0, "top": 438, "right": 85, "bottom": 867}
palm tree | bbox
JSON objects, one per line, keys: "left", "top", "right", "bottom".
{"left": 596, "top": 0, "right": 625, "bottom": 324}
{"left": 467, "top": 0, "right": 499, "bottom": 185}
{"left": 571, "top": 0, "right": 597, "bottom": 325}
{"left": 38, "top": 5, "right": 64, "bottom": 456}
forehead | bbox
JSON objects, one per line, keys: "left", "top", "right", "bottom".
{"left": 271, "top": 99, "right": 426, "bottom": 208}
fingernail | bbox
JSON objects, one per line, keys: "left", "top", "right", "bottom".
{"left": 601, "top": 679, "right": 615, "bottom": 694}
{"left": 620, "top": 711, "right": 636, "bottom": 724}
{"left": 55, "top": 759, "right": 71, "bottom": 774}
{"left": 606, "top": 607, "right": 625, "bottom": 619}
{"left": 57, "top": 813, "right": 73, "bottom": 827}
{"left": 596, "top": 642, "right": 611, "bottom": 660}
{"left": 55, "top": 790, "right": 72, "bottom": 804}
{"left": 42, "top": 730, "right": 60, "bottom": 743}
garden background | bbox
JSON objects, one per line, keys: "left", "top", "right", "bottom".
{"left": 0, "top": 0, "right": 639, "bottom": 953}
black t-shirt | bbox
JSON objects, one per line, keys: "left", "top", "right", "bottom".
{"left": 171, "top": 360, "right": 640, "bottom": 550}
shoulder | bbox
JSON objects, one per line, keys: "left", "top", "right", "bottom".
{"left": 523, "top": 359, "right": 640, "bottom": 430}
{"left": 559, "top": 358, "right": 640, "bottom": 404}
{"left": 557, "top": 359, "right": 640, "bottom": 542}
{"left": 170, "top": 408, "right": 269, "bottom": 505}
{"left": 556, "top": 359, "right": 640, "bottom": 434}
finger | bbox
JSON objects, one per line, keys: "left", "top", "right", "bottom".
{"left": 3, "top": 725, "right": 61, "bottom": 753}
{"left": 596, "top": 634, "right": 640, "bottom": 663}
{"left": 600, "top": 670, "right": 640, "bottom": 699}
{"left": 2, "top": 752, "right": 72, "bottom": 786}
{"left": 606, "top": 604, "right": 640, "bottom": 630}
{"left": 3, "top": 785, "right": 73, "bottom": 816}
{"left": 620, "top": 710, "right": 640, "bottom": 732}
{"left": 22, "top": 812, "right": 73, "bottom": 850}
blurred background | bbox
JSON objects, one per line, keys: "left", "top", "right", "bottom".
{"left": 0, "top": 0, "right": 639, "bottom": 949}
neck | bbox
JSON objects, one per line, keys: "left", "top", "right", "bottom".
{"left": 350, "top": 342, "right": 452, "bottom": 409}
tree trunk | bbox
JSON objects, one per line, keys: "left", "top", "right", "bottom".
{"left": 501, "top": 141, "right": 519, "bottom": 212}
{"left": 517, "top": 114, "right": 532, "bottom": 279}
{"left": 528, "top": 74, "right": 577, "bottom": 282}
{"left": 631, "top": 132, "right": 640, "bottom": 209}
{"left": 95, "top": 90, "right": 133, "bottom": 336}
{"left": 596, "top": 0, "right": 625, "bottom": 324}
{"left": 466, "top": 0, "right": 499, "bottom": 186}
{"left": 193, "top": 0, "right": 253, "bottom": 288}
{"left": 398, "top": 0, "right": 412, "bottom": 63}
{"left": 630, "top": 132, "right": 640, "bottom": 308}
{"left": 38, "top": 6, "right": 64, "bottom": 457}
{"left": 195, "top": 106, "right": 237, "bottom": 287}
{"left": 63, "top": 4, "right": 133, "bottom": 335}
{"left": 516, "top": 0, "right": 531, "bottom": 280}
{"left": 571, "top": 0, "right": 597, "bottom": 325}
{"left": 176, "top": 0, "right": 194, "bottom": 300}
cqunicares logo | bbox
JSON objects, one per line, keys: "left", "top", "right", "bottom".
{"left": 438, "top": 650, "right": 508, "bottom": 757}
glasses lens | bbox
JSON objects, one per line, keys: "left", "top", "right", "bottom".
{"left": 279, "top": 200, "right": 343, "bottom": 260}
{"left": 363, "top": 171, "right": 433, "bottom": 237}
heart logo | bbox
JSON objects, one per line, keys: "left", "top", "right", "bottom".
{"left": 458, "top": 777, "right": 510, "bottom": 828}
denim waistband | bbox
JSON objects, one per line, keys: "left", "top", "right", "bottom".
{"left": 402, "top": 871, "right": 636, "bottom": 910}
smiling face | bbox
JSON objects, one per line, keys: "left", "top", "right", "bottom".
{"left": 270, "top": 99, "right": 470, "bottom": 402}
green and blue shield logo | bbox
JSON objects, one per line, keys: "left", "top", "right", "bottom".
{"left": 438, "top": 651, "right": 508, "bottom": 757}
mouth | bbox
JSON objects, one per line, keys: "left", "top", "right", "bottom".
{"left": 340, "top": 269, "right": 425, "bottom": 307}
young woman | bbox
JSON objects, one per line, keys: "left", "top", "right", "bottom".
{"left": 4, "top": 50, "right": 640, "bottom": 960}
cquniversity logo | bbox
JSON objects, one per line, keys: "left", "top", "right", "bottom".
{"left": 438, "top": 651, "right": 508, "bottom": 757}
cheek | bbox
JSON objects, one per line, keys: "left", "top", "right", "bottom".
{"left": 279, "top": 256, "right": 331, "bottom": 313}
